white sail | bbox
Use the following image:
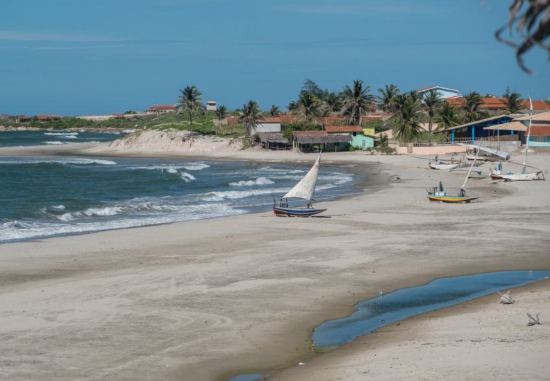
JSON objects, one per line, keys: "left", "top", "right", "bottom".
{"left": 283, "top": 155, "right": 320, "bottom": 201}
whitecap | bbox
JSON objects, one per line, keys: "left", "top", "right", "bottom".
{"left": 180, "top": 172, "right": 196, "bottom": 182}
{"left": 182, "top": 163, "right": 210, "bottom": 171}
{"left": 229, "top": 177, "right": 274, "bottom": 186}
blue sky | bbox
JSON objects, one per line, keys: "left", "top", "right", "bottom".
{"left": 2, "top": 0, "right": 549, "bottom": 116}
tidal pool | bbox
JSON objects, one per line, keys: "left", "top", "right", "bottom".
{"left": 313, "top": 270, "right": 550, "bottom": 348}
{"left": 230, "top": 270, "right": 550, "bottom": 381}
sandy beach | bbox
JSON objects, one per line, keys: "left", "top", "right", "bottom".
{"left": 1, "top": 137, "right": 549, "bottom": 381}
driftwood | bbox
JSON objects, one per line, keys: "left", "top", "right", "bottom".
{"left": 498, "top": 290, "right": 514, "bottom": 304}
{"left": 527, "top": 312, "right": 541, "bottom": 326}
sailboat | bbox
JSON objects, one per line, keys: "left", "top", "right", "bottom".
{"left": 273, "top": 154, "right": 327, "bottom": 217}
{"left": 491, "top": 98, "right": 545, "bottom": 182}
{"left": 427, "top": 145, "right": 480, "bottom": 203}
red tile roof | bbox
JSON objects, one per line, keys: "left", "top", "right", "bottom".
{"left": 529, "top": 126, "right": 550, "bottom": 136}
{"left": 325, "top": 125, "right": 363, "bottom": 133}
{"left": 148, "top": 104, "right": 176, "bottom": 111}
{"left": 36, "top": 115, "right": 61, "bottom": 120}
{"left": 279, "top": 114, "right": 299, "bottom": 124}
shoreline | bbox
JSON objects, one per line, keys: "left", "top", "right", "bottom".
{"left": 0, "top": 142, "right": 549, "bottom": 380}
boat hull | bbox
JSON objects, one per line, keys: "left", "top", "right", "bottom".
{"left": 429, "top": 163, "right": 459, "bottom": 170}
{"left": 427, "top": 195, "right": 479, "bottom": 203}
{"left": 499, "top": 172, "right": 545, "bottom": 181}
{"left": 273, "top": 207, "right": 327, "bottom": 217}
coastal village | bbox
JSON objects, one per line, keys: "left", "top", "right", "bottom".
{"left": 2, "top": 84, "right": 550, "bottom": 158}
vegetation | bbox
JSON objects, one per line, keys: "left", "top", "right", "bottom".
{"left": 176, "top": 85, "right": 205, "bottom": 131}
{"left": 495, "top": 0, "right": 550, "bottom": 73}
{"left": 238, "top": 100, "right": 262, "bottom": 137}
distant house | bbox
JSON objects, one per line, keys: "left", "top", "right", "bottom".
{"left": 206, "top": 101, "right": 217, "bottom": 111}
{"left": 445, "top": 97, "right": 550, "bottom": 115}
{"left": 514, "top": 111, "right": 550, "bottom": 147}
{"left": 250, "top": 117, "right": 282, "bottom": 135}
{"left": 35, "top": 115, "right": 62, "bottom": 121}
{"left": 291, "top": 130, "right": 351, "bottom": 153}
{"left": 325, "top": 125, "right": 374, "bottom": 150}
{"left": 416, "top": 86, "right": 461, "bottom": 99}
{"left": 254, "top": 132, "right": 289, "bottom": 150}
{"left": 147, "top": 105, "right": 176, "bottom": 114}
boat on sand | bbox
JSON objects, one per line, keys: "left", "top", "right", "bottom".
{"left": 273, "top": 154, "right": 327, "bottom": 217}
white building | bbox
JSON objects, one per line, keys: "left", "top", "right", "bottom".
{"left": 206, "top": 101, "right": 217, "bottom": 111}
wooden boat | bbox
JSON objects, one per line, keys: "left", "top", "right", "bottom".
{"left": 492, "top": 99, "right": 545, "bottom": 182}
{"left": 273, "top": 154, "right": 327, "bottom": 217}
{"left": 427, "top": 182, "right": 479, "bottom": 203}
{"left": 428, "top": 162, "right": 460, "bottom": 170}
{"left": 427, "top": 147, "right": 480, "bottom": 203}
{"left": 468, "top": 171, "right": 488, "bottom": 180}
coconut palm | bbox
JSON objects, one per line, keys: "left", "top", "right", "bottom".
{"left": 176, "top": 85, "right": 204, "bottom": 131}
{"left": 462, "top": 92, "right": 487, "bottom": 123}
{"left": 392, "top": 94, "right": 423, "bottom": 143}
{"left": 435, "top": 101, "right": 460, "bottom": 130}
{"left": 422, "top": 89, "right": 442, "bottom": 144}
{"left": 502, "top": 87, "right": 524, "bottom": 114}
{"left": 269, "top": 105, "right": 281, "bottom": 117}
{"left": 323, "top": 91, "right": 342, "bottom": 113}
{"left": 340, "top": 80, "right": 375, "bottom": 126}
{"left": 239, "top": 100, "right": 262, "bottom": 137}
{"left": 294, "top": 92, "right": 324, "bottom": 124}
{"left": 377, "top": 84, "right": 400, "bottom": 113}
{"left": 215, "top": 105, "right": 228, "bottom": 136}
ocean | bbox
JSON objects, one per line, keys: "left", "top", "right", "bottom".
{"left": 0, "top": 130, "right": 360, "bottom": 244}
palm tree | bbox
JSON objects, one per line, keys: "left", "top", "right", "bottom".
{"left": 502, "top": 87, "right": 524, "bottom": 114}
{"left": 176, "top": 85, "right": 204, "bottom": 131}
{"left": 269, "top": 105, "right": 280, "bottom": 117}
{"left": 377, "top": 84, "right": 400, "bottom": 113}
{"left": 239, "top": 100, "right": 262, "bottom": 137}
{"left": 422, "top": 89, "right": 442, "bottom": 144}
{"left": 215, "top": 105, "right": 228, "bottom": 136}
{"left": 392, "top": 94, "right": 423, "bottom": 143}
{"left": 323, "top": 91, "right": 342, "bottom": 113}
{"left": 340, "top": 80, "right": 375, "bottom": 126}
{"left": 462, "top": 92, "right": 487, "bottom": 123}
{"left": 435, "top": 101, "right": 460, "bottom": 130}
{"left": 294, "top": 92, "right": 324, "bottom": 124}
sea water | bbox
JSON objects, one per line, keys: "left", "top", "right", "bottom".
{"left": 0, "top": 132, "right": 359, "bottom": 244}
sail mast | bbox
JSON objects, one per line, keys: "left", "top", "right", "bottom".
{"left": 522, "top": 97, "right": 533, "bottom": 174}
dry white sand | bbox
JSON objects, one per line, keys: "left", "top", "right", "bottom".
{"left": 1, "top": 135, "right": 549, "bottom": 381}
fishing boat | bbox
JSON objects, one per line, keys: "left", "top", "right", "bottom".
{"left": 491, "top": 99, "right": 545, "bottom": 182}
{"left": 428, "top": 154, "right": 463, "bottom": 170}
{"left": 428, "top": 162, "right": 460, "bottom": 170}
{"left": 427, "top": 147, "right": 480, "bottom": 203}
{"left": 273, "top": 154, "right": 327, "bottom": 217}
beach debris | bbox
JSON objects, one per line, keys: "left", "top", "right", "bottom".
{"left": 527, "top": 312, "right": 541, "bottom": 326}
{"left": 298, "top": 362, "right": 306, "bottom": 366}
{"left": 498, "top": 290, "right": 514, "bottom": 304}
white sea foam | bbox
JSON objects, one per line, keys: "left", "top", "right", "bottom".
{"left": 179, "top": 172, "right": 196, "bottom": 182}
{"left": 182, "top": 163, "right": 210, "bottom": 171}
{"left": 201, "top": 188, "right": 281, "bottom": 202}
{"left": 44, "top": 132, "right": 78, "bottom": 136}
{"left": 229, "top": 177, "right": 274, "bottom": 186}
{"left": 44, "top": 141, "right": 66, "bottom": 145}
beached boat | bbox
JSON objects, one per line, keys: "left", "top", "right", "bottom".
{"left": 427, "top": 148, "right": 480, "bottom": 203}
{"left": 428, "top": 162, "right": 460, "bottom": 170}
{"left": 427, "top": 182, "right": 479, "bottom": 203}
{"left": 273, "top": 154, "right": 327, "bottom": 217}
{"left": 491, "top": 99, "right": 545, "bottom": 182}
